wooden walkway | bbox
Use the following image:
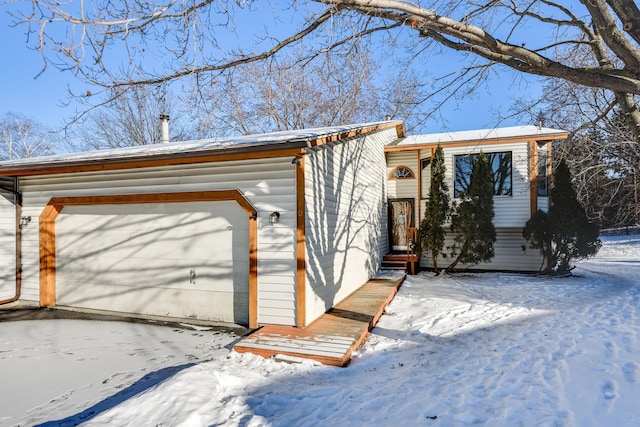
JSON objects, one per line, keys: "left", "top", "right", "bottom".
{"left": 234, "top": 271, "right": 406, "bottom": 367}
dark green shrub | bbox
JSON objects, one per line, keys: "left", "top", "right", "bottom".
{"left": 523, "top": 159, "right": 601, "bottom": 274}
{"left": 417, "top": 145, "right": 450, "bottom": 273}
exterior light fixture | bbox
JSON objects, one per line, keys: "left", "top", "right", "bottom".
{"left": 269, "top": 211, "right": 280, "bottom": 226}
{"left": 19, "top": 216, "right": 31, "bottom": 228}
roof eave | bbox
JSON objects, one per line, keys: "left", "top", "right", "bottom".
{"left": 0, "top": 120, "right": 405, "bottom": 177}
{"left": 0, "top": 143, "right": 309, "bottom": 177}
{"left": 385, "top": 130, "right": 569, "bottom": 152}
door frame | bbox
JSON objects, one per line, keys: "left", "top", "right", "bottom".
{"left": 387, "top": 198, "right": 415, "bottom": 252}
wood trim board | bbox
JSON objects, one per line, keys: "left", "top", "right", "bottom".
{"left": 295, "top": 157, "right": 307, "bottom": 327}
{"left": 38, "top": 190, "right": 259, "bottom": 328}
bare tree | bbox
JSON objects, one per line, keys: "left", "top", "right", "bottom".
{"left": 11, "top": 1, "right": 640, "bottom": 136}
{"left": 559, "top": 119, "right": 640, "bottom": 228}
{"left": 67, "top": 86, "right": 193, "bottom": 150}
{"left": 508, "top": 42, "right": 640, "bottom": 228}
{"left": 193, "top": 45, "right": 429, "bottom": 136}
{"left": 518, "top": 86, "right": 639, "bottom": 228}
{"left": 0, "top": 112, "right": 57, "bottom": 159}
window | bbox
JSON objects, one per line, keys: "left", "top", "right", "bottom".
{"left": 390, "top": 166, "right": 415, "bottom": 179}
{"left": 537, "top": 144, "right": 549, "bottom": 196}
{"left": 454, "top": 151, "right": 512, "bottom": 197}
{"left": 421, "top": 157, "right": 431, "bottom": 198}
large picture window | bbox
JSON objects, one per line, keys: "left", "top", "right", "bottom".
{"left": 454, "top": 151, "right": 513, "bottom": 197}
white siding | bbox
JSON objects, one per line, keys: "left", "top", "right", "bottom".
{"left": 18, "top": 158, "right": 298, "bottom": 325}
{"left": 386, "top": 151, "right": 419, "bottom": 226}
{"left": 421, "top": 228, "right": 544, "bottom": 272}
{"left": 401, "top": 140, "right": 543, "bottom": 272}
{"left": 304, "top": 128, "right": 392, "bottom": 324}
{"left": 386, "top": 152, "right": 419, "bottom": 199}
{"left": 0, "top": 193, "right": 16, "bottom": 300}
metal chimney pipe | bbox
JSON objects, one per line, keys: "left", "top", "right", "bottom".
{"left": 160, "top": 114, "right": 170, "bottom": 144}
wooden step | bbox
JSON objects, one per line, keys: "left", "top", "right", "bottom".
{"left": 382, "top": 254, "right": 419, "bottom": 274}
{"left": 383, "top": 254, "right": 419, "bottom": 262}
{"left": 381, "top": 260, "right": 407, "bottom": 270}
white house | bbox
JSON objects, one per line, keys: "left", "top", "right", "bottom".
{"left": 0, "top": 121, "right": 568, "bottom": 328}
{"left": 385, "top": 125, "right": 568, "bottom": 272}
{"left": 0, "top": 121, "right": 403, "bottom": 328}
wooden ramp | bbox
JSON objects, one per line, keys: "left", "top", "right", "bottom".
{"left": 234, "top": 271, "right": 406, "bottom": 367}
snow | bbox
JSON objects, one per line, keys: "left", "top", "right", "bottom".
{"left": 0, "top": 121, "right": 397, "bottom": 170}
{"left": 394, "top": 125, "right": 567, "bottom": 146}
{"left": 2, "top": 234, "right": 639, "bottom": 426}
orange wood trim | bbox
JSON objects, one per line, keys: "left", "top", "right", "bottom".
{"left": 248, "top": 213, "right": 258, "bottom": 328}
{"left": 38, "top": 191, "right": 259, "bottom": 327}
{"left": 384, "top": 132, "right": 569, "bottom": 153}
{"left": 0, "top": 148, "right": 306, "bottom": 177}
{"left": 306, "top": 121, "right": 404, "bottom": 149}
{"left": 295, "top": 157, "right": 307, "bottom": 327}
{"left": 46, "top": 190, "right": 256, "bottom": 216}
{"left": 529, "top": 139, "right": 538, "bottom": 216}
{"left": 39, "top": 204, "right": 63, "bottom": 306}
{"left": 388, "top": 165, "right": 416, "bottom": 180}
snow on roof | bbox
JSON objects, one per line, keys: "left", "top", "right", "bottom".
{"left": 394, "top": 125, "right": 567, "bottom": 146}
{"left": 0, "top": 121, "right": 398, "bottom": 171}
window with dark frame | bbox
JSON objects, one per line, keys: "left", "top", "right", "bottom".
{"left": 454, "top": 151, "right": 513, "bottom": 198}
{"left": 537, "top": 144, "right": 549, "bottom": 196}
{"left": 421, "top": 157, "right": 431, "bottom": 199}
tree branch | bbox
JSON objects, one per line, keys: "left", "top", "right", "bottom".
{"left": 606, "top": 0, "right": 640, "bottom": 46}
{"left": 106, "top": 7, "right": 341, "bottom": 88}
{"left": 579, "top": 0, "right": 640, "bottom": 70}
{"left": 319, "top": 0, "right": 640, "bottom": 94}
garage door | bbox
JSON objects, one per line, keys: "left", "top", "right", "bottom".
{"left": 55, "top": 200, "right": 249, "bottom": 324}
{"left": 0, "top": 188, "right": 16, "bottom": 302}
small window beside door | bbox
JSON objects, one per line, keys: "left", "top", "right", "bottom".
{"left": 537, "top": 143, "right": 549, "bottom": 196}
{"left": 389, "top": 166, "right": 415, "bottom": 179}
{"left": 421, "top": 157, "right": 432, "bottom": 199}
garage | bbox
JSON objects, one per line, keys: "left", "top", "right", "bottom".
{"left": 39, "top": 192, "right": 257, "bottom": 325}
{"left": 0, "top": 121, "right": 402, "bottom": 327}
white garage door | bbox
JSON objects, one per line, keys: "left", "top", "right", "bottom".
{"left": 55, "top": 201, "right": 249, "bottom": 324}
{"left": 0, "top": 191, "right": 16, "bottom": 301}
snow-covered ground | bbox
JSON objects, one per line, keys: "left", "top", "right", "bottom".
{"left": 1, "top": 235, "right": 639, "bottom": 426}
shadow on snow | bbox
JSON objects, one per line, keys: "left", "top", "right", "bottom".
{"left": 34, "top": 363, "right": 195, "bottom": 427}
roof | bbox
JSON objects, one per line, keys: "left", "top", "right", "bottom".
{"left": 388, "top": 125, "right": 568, "bottom": 148}
{"left": 0, "top": 121, "right": 404, "bottom": 177}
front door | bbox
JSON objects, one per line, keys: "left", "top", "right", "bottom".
{"left": 389, "top": 199, "right": 415, "bottom": 251}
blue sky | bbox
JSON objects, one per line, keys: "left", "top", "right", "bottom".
{"left": 1, "top": 11, "right": 80, "bottom": 128}
{"left": 0, "top": 5, "right": 543, "bottom": 135}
